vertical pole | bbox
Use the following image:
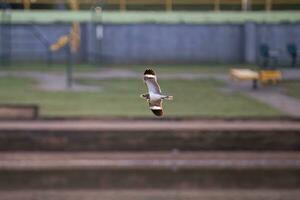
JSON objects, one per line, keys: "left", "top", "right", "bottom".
{"left": 214, "top": 0, "right": 220, "bottom": 11}
{"left": 252, "top": 79, "right": 258, "bottom": 90}
{"left": 248, "top": 0, "right": 252, "bottom": 11}
{"left": 47, "top": 50, "right": 53, "bottom": 67}
{"left": 66, "top": 45, "right": 73, "bottom": 89}
{"left": 242, "top": 0, "right": 249, "bottom": 11}
{"left": 7, "top": 10, "right": 11, "bottom": 66}
{"left": 120, "top": 0, "right": 126, "bottom": 11}
{"left": 166, "top": 0, "right": 172, "bottom": 11}
{"left": 22, "top": 0, "right": 31, "bottom": 10}
{"left": 0, "top": 10, "right": 3, "bottom": 67}
{"left": 266, "top": 0, "right": 272, "bottom": 11}
{"left": 1, "top": 9, "right": 11, "bottom": 67}
{"left": 96, "top": 24, "right": 103, "bottom": 66}
{"left": 95, "top": 6, "right": 102, "bottom": 66}
{"left": 92, "top": 6, "right": 103, "bottom": 66}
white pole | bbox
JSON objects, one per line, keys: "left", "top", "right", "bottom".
{"left": 242, "top": 0, "right": 251, "bottom": 11}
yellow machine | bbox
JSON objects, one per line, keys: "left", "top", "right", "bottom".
{"left": 259, "top": 70, "right": 282, "bottom": 85}
{"left": 230, "top": 68, "right": 282, "bottom": 89}
{"left": 49, "top": 0, "right": 80, "bottom": 53}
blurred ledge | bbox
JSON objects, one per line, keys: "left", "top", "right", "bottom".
{"left": 0, "top": 152, "right": 299, "bottom": 170}
{"left": 33, "top": 116, "right": 300, "bottom": 121}
{"left": 0, "top": 119, "right": 300, "bottom": 131}
{"left": 0, "top": 104, "right": 39, "bottom": 120}
{"left": 0, "top": 190, "right": 300, "bottom": 200}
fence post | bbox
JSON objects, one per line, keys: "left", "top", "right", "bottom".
{"left": 120, "top": 0, "right": 126, "bottom": 11}
{"left": 214, "top": 0, "right": 220, "bottom": 11}
{"left": 0, "top": 9, "right": 11, "bottom": 67}
{"left": 66, "top": 45, "right": 73, "bottom": 89}
{"left": 166, "top": 0, "right": 172, "bottom": 11}
{"left": 242, "top": 0, "right": 251, "bottom": 11}
{"left": 22, "top": 0, "right": 31, "bottom": 10}
{"left": 266, "top": 0, "right": 272, "bottom": 11}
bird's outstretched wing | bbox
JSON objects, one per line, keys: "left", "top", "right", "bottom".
{"left": 149, "top": 99, "right": 163, "bottom": 117}
{"left": 144, "top": 69, "right": 161, "bottom": 94}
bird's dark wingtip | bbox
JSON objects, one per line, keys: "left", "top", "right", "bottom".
{"left": 144, "top": 69, "right": 156, "bottom": 75}
{"left": 151, "top": 109, "right": 163, "bottom": 117}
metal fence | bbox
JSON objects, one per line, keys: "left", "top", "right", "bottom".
{"left": 2, "top": 0, "right": 300, "bottom": 11}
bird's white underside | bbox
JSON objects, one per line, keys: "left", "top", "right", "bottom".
{"left": 144, "top": 74, "right": 156, "bottom": 79}
{"left": 150, "top": 106, "right": 162, "bottom": 110}
{"left": 149, "top": 93, "right": 162, "bottom": 101}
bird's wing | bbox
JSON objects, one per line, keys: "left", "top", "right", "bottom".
{"left": 149, "top": 99, "right": 163, "bottom": 117}
{"left": 144, "top": 69, "right": 161, "bottom": 94}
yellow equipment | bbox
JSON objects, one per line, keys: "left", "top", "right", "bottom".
{"left": 259, "top": 70, "right": 282, "bottom": 85}
{"left": 230, "top": 68, "right": 259, "bottom": 81}
{"left": 50, "top": 35, "right": 69, "bottom": 52}
{"left": 69, "top": 22, "right": 80, "bottom": 53}
{"left": 230, "top": 68, "right": 282, "bottom": 89}
{"left": 49, "top": 0, "right": 80, "bottom": 53}
{"left": 230, "top": 68, "right": 259, "bottom": 89}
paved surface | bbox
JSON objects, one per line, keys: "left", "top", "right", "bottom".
{"left": 0, "top": 190, "right": 299, "bottom": 200}
{"left": 247, "top": 91, "right": 300, "bottom": 117}
{"left": 0, "top": 119, "right": 300, "bottom": 131}
{"left": 0, "top": 152, "right": 299, "bottom": 170}
{"left": 225, "top": 78, "right": 300, "bottom": 117}
{"left": 220, "top": 69, "right": 300, "bottom": 117}
{"left": 0, "top": 71, "right": 100, "bottom": 91}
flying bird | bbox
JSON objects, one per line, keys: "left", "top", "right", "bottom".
{"left": 140, "top": 69, "right": 173, "bottom": 117}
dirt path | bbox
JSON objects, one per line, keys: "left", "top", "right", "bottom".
{"left": 0, "top": 71, "right": 100, "bottom": 91}
{"left": 0, "top": 152, "right": 299, "bottom": 170}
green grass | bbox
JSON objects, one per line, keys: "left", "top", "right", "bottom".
{"left": 0, "top": 64, "right": 257, "bottom": 74}
{"left": 121, "top": 64, "right": 249, "bottom": 74}
{"left": 0, "top": 76, "right": 282, "bottom": 117}
{"left": 1, "top": 11, "right": 300, "bottom": 24}
{"left": 0, "top": 64, "right": 99, "bottom": 73}
{"left": 281, "top": 81, "right": 300, "bottom": 100}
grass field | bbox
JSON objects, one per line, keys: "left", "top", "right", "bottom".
{"left": 0, "top": 64, "right": 257, "bottom": 74}
{"left": 0, "top": 75, "right": 281, "bottom": 117}
{"left": 2, "top": 11, "right": 300, "bottom": 24}
{"left": 282, "top": 81, "right": 300, "bottom": 101}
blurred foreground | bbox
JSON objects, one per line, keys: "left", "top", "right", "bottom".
{"left": 0, "top": 119, "right": 299, "bottom": 200}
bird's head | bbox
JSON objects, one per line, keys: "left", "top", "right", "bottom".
{"left": 140, "top": 94, "right": 146, "bottom": 99}
{"left": 140, "top": 94, "right": 150, "bottom": 101}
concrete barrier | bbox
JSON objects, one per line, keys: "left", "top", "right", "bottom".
{"left": 0, "top": 104, "right": 39, "bottom": 120}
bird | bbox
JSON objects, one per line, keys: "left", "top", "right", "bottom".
{"left": 140, "top": 69, "right": 173, "bottom": 117}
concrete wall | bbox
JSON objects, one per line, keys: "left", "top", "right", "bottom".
{"left": 0, "top": 23, "right": 299, "bottom": 65}
{"left": 99, "top": 24, "right": 244, "bottom": 64}
{"left": 256, "top": 23, "right": 300, "bottom": 65}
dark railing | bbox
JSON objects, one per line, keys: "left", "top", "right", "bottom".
{"left": 2, "top": 0, "right": 300, "bottom": 11}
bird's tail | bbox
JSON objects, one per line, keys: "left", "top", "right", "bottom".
{"left": 163, "top": 95, "right": 173, "bottom": 100}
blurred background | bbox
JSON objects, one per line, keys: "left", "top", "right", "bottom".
{"left": 0, "top": 0, "right": 300, "bottom": 200}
